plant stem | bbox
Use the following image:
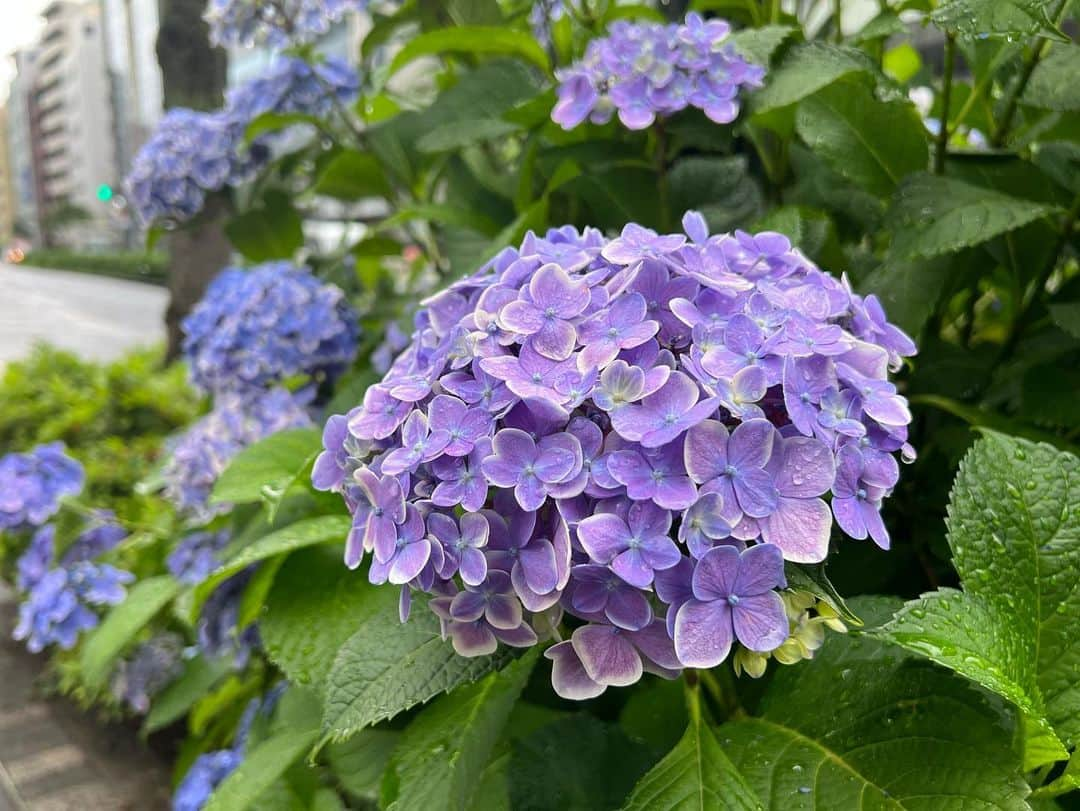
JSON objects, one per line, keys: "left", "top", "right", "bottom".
{"left": 934, "top": 33, "right": 956, "bottom": 175}
{"left": 653, "top": 122, "right": 672, "bottom": 232}
{"left": 699, "top": 667, "right": 744, "bottom": 721}
{"left": 833, "top": 0, "right": 843, "bottom": 42}
{"left": 991, "top": 0, "right": 1069, "bottom": 148}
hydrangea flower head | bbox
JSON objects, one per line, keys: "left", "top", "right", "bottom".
{"left": 13, "top": 562, "right": 133, "bottom": 653}
{"left": 316, "top": 212, "right": 915, "bottom": 697}
{"left": 125, "top": 108, "right": 262, "bottom": 227}
{"left": 205, "top": 0, "right": 368, "bottom": 48}
{"left": 163, "top": 389, "right": 313, "bottom": 520}
{"left": 552, "top": 15, "right": 764, "bottom": 131}
{"left": 172, "top": 749, "right": 242, "bottom": 811}
{"left": 181, "top": 262, "right": 359, "bottom": 396}
{"left": 112, "top": 633, "right": 184, "bottom": 714}
{"left": 16, "top": 524, "right": 55, "bottom": 591}
{"left": 224, "top": 56, "right": 360, "bottom": 122}
{"left": 0, "top": 443, "right": 84, "bottom": 532}
{"left": 168, "top": 530, "right": 232, "bottom": 585}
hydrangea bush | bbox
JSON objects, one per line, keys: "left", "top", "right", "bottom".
{"left": 0, "top": 443, "right": 84, "bottom": 531}
{"left": 6, "top": 0, "right": 1080, "bottom": 808}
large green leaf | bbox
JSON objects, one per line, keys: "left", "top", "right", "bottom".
{"left": 380, "top": 651, "right": 537, "bottom": 811}
{"left": 721, "top": 597, "right": 1030, "bottom": 809}
{"left": 668, "top": 156, "right": 764, "bottom": 235}
{"left": 861, "top": 255, "right": 955, "bottom": 337}
{"left": 880, "top": 433, "right": 1080, "bottom": 759}
{"left": 727, "top": 25, "right": 794, "bottom": 67}
{"left": 320, "top": 596, "right": 514, "bottom": 743}
{"left": 796, "top": 83, "right": 928, "bottom": 197}
{"left": 888, "top": 173, "right": 1057, "bottom": 259}
{"left": 751, "top": 43, "right": 874, "bottom": 114}
{"left": 388, "top": 27, "right": 549, "bottom": 75}
{"left": 225, "top": 190, "right": 304, "bottom": 262}
{"left": 1049, "top": 302, "right": 1080, "bottom": 339}
{"left": 312, "top": 149, "right": 392, "bottom": 200}
{"left": 931, "top": 0, "right": 1067, "bottom": 42}
{"left": 326, "top": 728, "right": 401, "bottom": 803}
{"left": 1024, "top": 45, "right": 1080, "bottom": 111}
{"left": 203, "top": 728, "right": 320, "bottom": 811}
{"left": 144, "top": 655, "right": 231, "bottom": 734}
{"left": 81, "top": 576, "right": 181, "bottom": 689}
{"left": 193, "top": 516, "right": 352, "bottom": 614}
{"left": 622, "top": 705, "right": 760, "bottom": 810}
{"left": 261, "top": 547, "right": 397, "bottom": 690}
{"left": 210, "top": 428, "right": 320, "bottom": 508}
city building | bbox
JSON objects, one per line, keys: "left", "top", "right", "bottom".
{"left": 7, "top": 47, "right": 42, "bottom": 244}
{"left": 0, "top": 105, "right": 17, "bottom": 244}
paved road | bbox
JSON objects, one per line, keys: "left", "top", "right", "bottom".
{"left": 0, "top": 264, "right": 167, "bottom": 366}
{"left": 0, "top": 585, "right": 171, "bottom": 810}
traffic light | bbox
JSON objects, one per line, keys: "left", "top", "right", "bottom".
{"left": 96, "top": 183, "right": 114, "bottom": 202}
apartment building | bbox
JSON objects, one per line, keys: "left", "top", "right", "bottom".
{"left": 0, "top": 106, "right": 16, "bottom": 243}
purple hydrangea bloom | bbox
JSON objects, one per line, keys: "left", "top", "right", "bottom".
{"left": 182, "top": 263, "right": 358, "bottom": 397}
{"left": 167, "top": 530, "right": 232, "bottom": 585}
{"left": 61, "top": 511, "right": 128, "bottom": 565}
{"left": 205, "top": 0, "right": 368, "bottom": 48}
{"left": 197, "top": 568, "right": 261, "bottom": 668}
{"left": 111, "top": 633, "right": 184, "bottom": 714}
{"left": 552, "top": 15, "right": 764, "bottom": 131}
{"left": 172, "top": 749, "right": 242, "bottom": 811}
{"left": 13, "top": 562, "right": 133, "bottom": 653}
{"left": 163, "top": 389, "right": 313, "bottom": 521}
{"left": 16, "top": 524, "right": 55, "bottom": 591}
{"left": 0, "top": 443, "right": 84, "bottom": 532}
{"left": 224, "top": 56, "right": 360, "bottom": 123}
{"left": 315, "top": 214, "right": 915, "bottom": 696}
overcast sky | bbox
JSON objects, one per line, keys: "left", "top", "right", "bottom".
{"left": 0, "top": 1, "right": 49, "bottom": 104}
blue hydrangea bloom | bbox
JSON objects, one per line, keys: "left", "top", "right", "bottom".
{"left": 14, "top": 562, "right": 133, "bottom": 653}
{"left": 552, "top": 15, "right": 764, "bottom": 130}
{"left": 163, "top": 388, "right": 313, "bottom": 521}
{"left": 0, "top": 443, "right": 84, "bottom": 532}
{"left": 167, "top": 530, "right": 232, "bottom": 585}
{"left": 16, "top": 524, "right": 55, "bottom": 591}
{"left": 112, "top": 633, "right": 185, "bottom": 714}
{"left": 224, "top": 56, "right": 360, "bottom": 122}
{"left": 172, "top": 749, "right": 242, "bottom": 811}
{"left": 205, "top": 0, "right": 368, "bottom": 48}
{"left": 125, "top": 108, "right": 264, "bottom": 227}
{"left": 182, "top": 262, "right": 359, "bottom": 397}
{"left": 61, "top": 510, "right": 128, "bottom": 565}
{"left": 197, "top": 568, "right": 261, "bottom": 668}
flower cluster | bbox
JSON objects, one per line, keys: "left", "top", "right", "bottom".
{"left": 0, "top": 443, "right": 84, "bottom": 532}
{"left": 16, "top": 524, "right": 55, "bottom": 591}
{"left": 60, "top": 510, "right": 128, "bottom": 564}
{"left": 112, "top": 633, "right": 185, "bottom": 714}
{"left": 182, "top": 262, "right": 359, "bottom": 397}
{"left": 168, "top": 530, "right": 232, "bottom": 585}
{"left": 225, "top": 56, "right": 360, "bottom": 122}
{"left": 205, "top": 0, "right": 367, "bottom": 48}
{"left": 163, "top": 389, "right": 313, "bottom": 521}
{"left": 126, "top": 58, "right": 359, "bottom": 227}
{"left": 125, "top": 108, "right": 262, "bottom": 227}
{"left": 13, "top": 562, "right": 133, "bottom": 653}
{"left": 315, "top": 212, "right": 915, "bottom": 697}
{"left": 552, "top": 15, "right": 764, "bottom": 130}
{"left": 173, "top": 750, "right": 242, "bottom": 811}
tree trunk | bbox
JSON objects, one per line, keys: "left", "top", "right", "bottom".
{"left": 156, "top": 0, "right": 231, "bottom": 361}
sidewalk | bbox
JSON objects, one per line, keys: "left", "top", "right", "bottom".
{"left": 0, "top": 584, "right": 171, "bottom": 810}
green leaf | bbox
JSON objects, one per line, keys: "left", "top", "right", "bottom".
{"left": 1048, "top": 302, "right": 1080, "bottom": 339}
{"left": 312, "top": 150, "right": 392, "bottom": 200}
{"left": 81, "top": 576, "right": 181, "bottom": 689}
{"left": 721, "top": 596, "right": 1030, "bottom": 808}
{"left": 388, "top": 27, "right": 549, "bottom": 75}
{"left": 376, "top": 203, "right": 500, "bottom": 237}
{"left": 381, "top": 651, "right": 537, "bottom": 811}
{"left": 796, "top": 82, "right": 929, "bottom": 197}
{"left": 211, "top": 428, "right": 320, "bottom": 509}
{"left": 1024, "top": 45, "right": 1080, "bottom": 110}
{"left": 888, "top": 173, "right": 1057, "bottom": 259}
{"left": 622, "top": 712, "right": 761, "bottom": 810}
{"left": 861, "top": 255, "right": 954, "bottom": 337}
{"left": 226, "top": 190, "right": 304, "bottom": 262}
{"left": 326, "top": 728, "right": 401, "bottom": 802}
{"left": 509, "top": 715, "right": 656, "bottom": 811}
{"left": 783, "top": 562, "right": 862, "bottom": 627}
{"left": 144, "top": 655, "right": 231, "bottom": 734}
{"left": 851, "top": 12, "right": 907, "bottom": 43}
{"left": 203, "top": 728, "right": 321, "bottom": 811}
{"left": 194, "top": 516, "right": 352, "bottom": 616}
{"left": 416, "top": 119, "right": 520, "bottom": 153}
{"left": 931, "top": 0, "right": 1067, "bottom": 42}
{"left": 262, "top": 547, "right": 397, "bottom": 690}
{"left": 879, "top": 433, "right": 1080, "bottom": 756}
{"left": 727, "top": 25, "right": 794, "bottom": 66}
{"left": 320, "top": 597, "right": 515, "bottom": 743}
{"left": 751, "top": 43, "right": 874, "bottom": 114}
{"left": 668, "top": 156, "right": 764, "bottom": 234}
